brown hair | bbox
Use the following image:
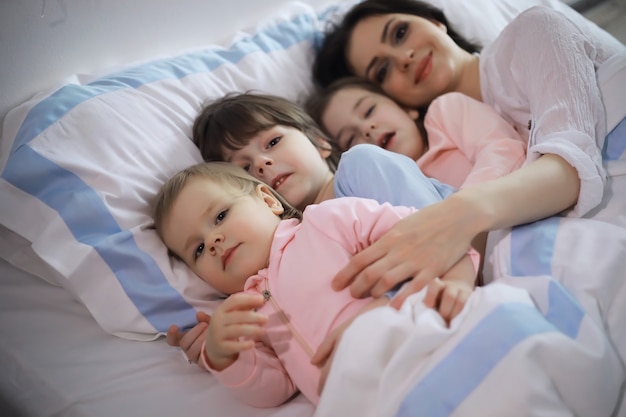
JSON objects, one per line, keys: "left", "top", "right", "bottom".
{"left": 192, "top": 91, "right": 340, "bottom": 172}
{"left": 312, "top": 0, "right": 481, "bottom": 88}
{"left": 305, "top": 76, "right": 428, "bottom": 151}
{"left": 153, "top": 162, "right": 302, "bottom": 247}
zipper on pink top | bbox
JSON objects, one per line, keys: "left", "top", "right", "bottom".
{"left": 262, "top": 279, "right": 315, "bottom": 359}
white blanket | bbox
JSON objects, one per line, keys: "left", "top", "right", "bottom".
{"left": 316, "top": 215, "right": 626, "bottom": 417}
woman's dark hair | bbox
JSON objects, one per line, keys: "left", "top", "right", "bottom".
{"left": 312, "top": 0, "right": 481, "bottom": 88}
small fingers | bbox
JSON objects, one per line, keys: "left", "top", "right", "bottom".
{"left": 423, "top": 277, "right": 445, "bottom": 309}
{"left": 389, "top": 274, "right": 433, "bottom": 310}
{"left": 196, "top": 311, "right": 212, "bottom": 324}
{"left": 223, "top": 292, "right": 266, "bottom": 311}
{"left": 166, "top": 324, "right": 183, "bottom": 347}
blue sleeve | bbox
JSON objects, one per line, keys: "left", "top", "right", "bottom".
{"left": 333, "top": 144, "right": 456, "bottom": 208}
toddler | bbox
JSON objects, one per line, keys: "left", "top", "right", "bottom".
{"left": 153, "top": 161, "right": 479, "bottom": 406}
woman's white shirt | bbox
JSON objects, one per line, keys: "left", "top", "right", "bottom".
{"left": 479, "top": 6, "right": 624, "bottom": 217}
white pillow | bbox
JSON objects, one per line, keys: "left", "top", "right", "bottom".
{"left": 0, "top": 0, "right": 594, "bottom": 340}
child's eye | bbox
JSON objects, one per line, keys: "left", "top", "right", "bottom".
{"left": 267, "top": 136, "right": 281, "bottom": 148}
{"left": 374, "top": 63, "right": 388, "bottom": 84}
{"left": 242, "top": 163, "right": 251, "bottom": 172}
{"left": 216, "top": 209, "right": 228, "bottom": 224}
{"left": 364, "top": 105, "right": 375, "bottom": 118}
{"left": 194, "top": 243, "right": 205, "bottom": 260}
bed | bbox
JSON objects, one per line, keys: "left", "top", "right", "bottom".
{"left": 0, "top": 0, "right": 624, "bottom": 416}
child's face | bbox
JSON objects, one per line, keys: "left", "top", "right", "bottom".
{"left": 321, "top": 86, "right": 427, "bottom": 161}
{"left": 224, "top": 125, "right": 333, "bottom": 211}
{"left": 162, "top": 177, "right": 284, "bottom": 294}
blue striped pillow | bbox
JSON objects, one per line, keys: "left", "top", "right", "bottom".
{"left": 0, "top": 1, "right": 332, "bottom": 340}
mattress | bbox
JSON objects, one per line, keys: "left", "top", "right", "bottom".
{"left": 0, "top": 257, "right": 314, "bottom": 417}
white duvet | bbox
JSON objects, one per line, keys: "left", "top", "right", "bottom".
{"left": 316, "top": 215, "right": 626, "bottom": 417}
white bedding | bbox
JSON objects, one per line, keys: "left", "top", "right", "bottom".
{"left": 0, "top": 0, "right": 624, "bottom": 416}
{"left": 317, "top": 215, "right": 626, "bottom": 417}
{"left": 0, "top": 257, "right": 315, "bottom": 417}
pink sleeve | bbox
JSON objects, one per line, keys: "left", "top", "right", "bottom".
{"left": 306, "top": 198, "right": 481, "bottom": 274}
{"left": 200, "top": 339, "right": 297, "bottom": 408}
{"left": 427, "top": 92, "right": 527, "bottom": 190}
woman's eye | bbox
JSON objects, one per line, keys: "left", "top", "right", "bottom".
{"left": 216, "top": 209, "right": 228, "bottom": 224}
{"left": 394, "top": 23, "right": 407, "bottom": 44}
{"left": 375, "top": 63, "right": 388, "bottom": 84}
{"left": 364, "top": 105, "right": 375, "bottom": 118}
{"left": 194, "top": 243, "right": 205, "bottom": 260}
{"left": 267, "top": 136, "right": 281, "bottom": 148}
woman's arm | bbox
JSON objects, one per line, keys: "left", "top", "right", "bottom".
{"left": 332, "top": 153, "right": 579, "bottom": 299}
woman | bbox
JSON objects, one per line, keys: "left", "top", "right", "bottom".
{"left": 312, "top": 0, "right": 626, "bottom": 303}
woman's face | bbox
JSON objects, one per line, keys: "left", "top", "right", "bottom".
{"left": 346, "top": 13, "right": 467, "bottom": 108}
{"left": 321, "top": 86, "right": 427, "bottom": 161}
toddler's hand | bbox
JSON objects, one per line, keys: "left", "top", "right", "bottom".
{"left": 167, "top": 311, "right": 211, "bottom": 369}
{"left": 205, "top": 293, "right": 267, "bottom": 370}
{"left": 423, "top": 278, "right": 473, "bottom": 324}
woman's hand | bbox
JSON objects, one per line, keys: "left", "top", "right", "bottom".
{"left": 332, "top": 194, "right": 480, "bottom": 300}
{"left": 167, "top": 311, "right": 211, "bottom": 369}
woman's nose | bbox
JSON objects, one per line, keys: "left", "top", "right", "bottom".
{"left": 396, "top": 49, "right": 414, "bottom": 71}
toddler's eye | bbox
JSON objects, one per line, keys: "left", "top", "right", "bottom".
{"left": 364, "top": 105, "right": 375, "bottom": 118}
{"left": 216, "top": 209, "right": 228, "bottom": 224}
{"left": 194, "top": 243, "right": 205, "bottom": 260}
{"left": 242, "top": 164, "right": 251, "bottom": 172}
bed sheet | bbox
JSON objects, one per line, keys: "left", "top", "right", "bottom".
{"left": 316, "top": 213, "right": 626, "bottom": 417}
{"left": 0, "top": 257, "right": 315, "bottom": 417}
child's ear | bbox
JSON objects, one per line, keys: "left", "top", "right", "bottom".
{"left": 256, "top": 184, "right": 285, "bottom": 215}
{"left": 315, "top": 137, "right": 333, "bottom": 159}
{"left": 406, "top": 108, "right": 420, "bottom": 121}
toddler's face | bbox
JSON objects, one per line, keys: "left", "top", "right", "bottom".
{"left": 321, "top": 86, "right": 427, "bottom": 161}
{"left": 162, "top": 177, "right": 284, "bottom": 294}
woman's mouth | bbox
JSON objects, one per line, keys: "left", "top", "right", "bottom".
{"left": 414, "top": 51, "right": 433, "bottom": 84}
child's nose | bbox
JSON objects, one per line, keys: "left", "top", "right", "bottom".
{"left": 208, "top": 234, "right": 223, "bottom": 255}
{"left": 254, "top": 157, "right": 272, "bottom": 175}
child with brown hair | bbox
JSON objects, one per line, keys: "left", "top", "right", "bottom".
{"left": 305, "top": 76, "right": 526, "bottom": 190}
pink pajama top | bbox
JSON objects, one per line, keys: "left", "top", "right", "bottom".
{"left": 201, "top": 197, "right": 480, "bottom": 407}
{"left": 418, "top": 92, "right": 527, "bottom": 190}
